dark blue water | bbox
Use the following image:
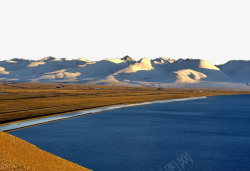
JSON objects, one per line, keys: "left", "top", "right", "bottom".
{"left": 10, "top": 95, "right": 250, "bottom": 171}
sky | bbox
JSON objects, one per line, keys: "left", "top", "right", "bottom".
{"left": 0, "top": 0, "right": 249, "bottom": 65}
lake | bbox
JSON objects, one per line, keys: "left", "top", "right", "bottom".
{"left": 10, "top": 95, "right": 250, "bottom": 171}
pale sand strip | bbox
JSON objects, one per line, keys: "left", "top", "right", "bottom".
{"left": 0, "top": 96, "right": 207, "bottom": 170}
{"left": 0, "top": 96, "right": 207, "bottom": 132}
{"left": 0, "top": 131, "right": 91, "bottom": 170}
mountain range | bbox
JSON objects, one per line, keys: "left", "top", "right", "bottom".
{"left": 0, "top": 56, "right": 249, "bottom": 89}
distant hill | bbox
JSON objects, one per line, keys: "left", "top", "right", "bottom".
{"left": 0, "top": 56, "right": 249, "bottom": 89}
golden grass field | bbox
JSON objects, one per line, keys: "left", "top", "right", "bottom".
{"left": 1, "top": 82, "right": 249, "bottom": 126}
{"left": 0, "top": 82, "right": 249, "bottom": 170}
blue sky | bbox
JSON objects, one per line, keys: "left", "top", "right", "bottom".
{"left": 0, "top": 0, "right": 249, "bottom": 64}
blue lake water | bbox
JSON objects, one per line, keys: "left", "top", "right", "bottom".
{"left": 10, "top": 95, "right": 250, "bottom": 171}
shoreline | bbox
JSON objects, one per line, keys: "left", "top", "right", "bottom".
{"left": 1, "top": 83, "right": 249, "bottom": 126}
{"left": 1, "top": 91, "right": 249, "bottom": 170}
{"left": 1, "top": 96, "right": 208, "bottom": 132}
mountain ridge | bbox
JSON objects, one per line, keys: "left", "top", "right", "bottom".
{"left": 0, "top": 56, "right": 249, "bottom": 89}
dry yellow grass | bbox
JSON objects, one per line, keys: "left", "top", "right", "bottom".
{"left": 0, "top": 131, "right": 91, "bottom": 171}
{"left": 1, "top": 82, "right": 249, "bottom": 125}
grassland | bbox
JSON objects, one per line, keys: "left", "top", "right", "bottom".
{"left": 1, "top": 82, "right": 249, "bottom": 126}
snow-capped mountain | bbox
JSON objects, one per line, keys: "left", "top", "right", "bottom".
{"left": 0, "top": 56, "right": 249, "bottom": 89}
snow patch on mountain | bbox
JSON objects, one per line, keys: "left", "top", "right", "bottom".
{"left": 27, "top": 62, "right": 46, "bottom": 67}
{"left": 0, "top": 67, "right": 9, "bottom": 74}
{"left": 174, "top": 69, "right": 207, "bottom": 84}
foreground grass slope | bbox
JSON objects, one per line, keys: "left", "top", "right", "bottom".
{"left": 0, "top": 131, "right": 90, "bottom": 170}
{"left": 0, "top": 82, "right": 249, "bottom": 125}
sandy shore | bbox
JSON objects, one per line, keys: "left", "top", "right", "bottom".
{"left": 0, "top": 96, "right": 207, "bottom": 132}
{"left": 0, "top": 96, "right": 205, "bottom": 170}
{"left": 0, "top": 131, "right": 91, "bottom": 170}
